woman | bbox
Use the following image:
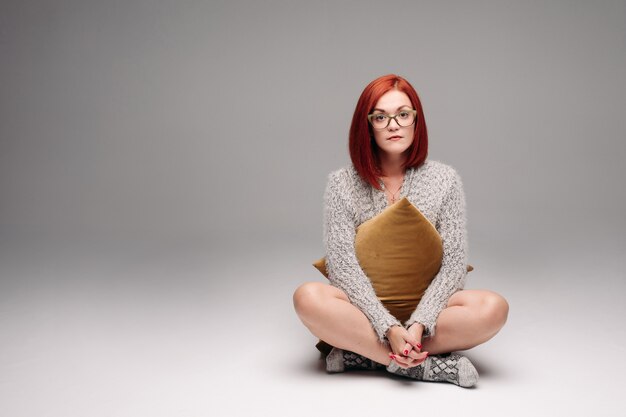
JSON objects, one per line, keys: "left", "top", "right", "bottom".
{"left": 293, "top": 74, "right": 508, "bottom": 388}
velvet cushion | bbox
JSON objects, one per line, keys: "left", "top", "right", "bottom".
{"left": 313, "top": 196, "right": 473, "bottom": 323}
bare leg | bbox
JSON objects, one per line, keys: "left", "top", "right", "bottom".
{"left": 293, "top": 282, "right": 392, "bottom": 365}
{"left": 422, "top": 289, "right": 509, "bottom": 355}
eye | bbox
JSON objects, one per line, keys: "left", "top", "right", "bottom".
{"left": 399, "top": 111, "right": 410, "bottom": 119}
{"left": 373, "top": 114, "right": 387, "bottom": 122}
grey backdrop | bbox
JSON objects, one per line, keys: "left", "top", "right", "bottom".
{"left": 1, "top": 1, "right": 625, "bottom": 416}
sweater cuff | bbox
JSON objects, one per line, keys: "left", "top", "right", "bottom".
{"left": 374, "top": 315, "right": 402, "bottom": 343}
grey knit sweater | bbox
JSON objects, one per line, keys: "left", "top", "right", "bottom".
{"left": 322, "top": 159, "right": 469, "bottom": 342}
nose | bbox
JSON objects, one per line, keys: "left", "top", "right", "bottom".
{"left": 388, "top": 117, "right": 401, "bottom": 129}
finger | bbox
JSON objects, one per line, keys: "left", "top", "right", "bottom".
{"left": 390, "top": 353, "right": 411, "bottom": 367}
{"left": 390, "top": 355, "right": 409, "bottom": 369}
{"left": 401, "top": 342, "right": 413, "bottom": 357}
{"left": 396, "top": 359, "right": 413, "bottom": 369}
{"left": 405, "top": 350, "right": 421, "bottom": 360}
{"left": 406, "top": 358, "right": 426, "bottom": 369}
{"left": 406, "top": 350, "right": 429, "bottom": 361}
{"left": 403, "top": 334, "right": 421, "bottom": 351}
{"left": 391, "top": 353, "right": 408, "bottom": 365}
{"left": 403, "top": 356, "right": 423, "bottom": 369}
{"left": 414, "top": 355, "right": 428, "bottom": 366}
{"left": 403, "top": 353, "right": 428, "bottom": 369}
{"left": 389, "top": 352, "right": 404, "bottom": 365}
{"left": 407, "top": 337, "right": 422, "bottom": 352}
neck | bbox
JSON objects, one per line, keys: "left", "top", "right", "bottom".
{"left": 378, "top": 152, "right": 407, "bottom": 178}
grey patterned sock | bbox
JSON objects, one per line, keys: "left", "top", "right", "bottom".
{"left": 386, "top": 352, "right": 479, "bottom": 388}
{"left": 325, "top": 347, "right": 386, "bottom": 373}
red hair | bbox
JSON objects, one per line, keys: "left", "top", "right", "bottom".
{"left": 349, "top": 74, "right": 428, "bottom": 190}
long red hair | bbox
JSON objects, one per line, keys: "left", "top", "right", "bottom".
{"left": 349, "top": 74, "right": 428, "bottom": 190}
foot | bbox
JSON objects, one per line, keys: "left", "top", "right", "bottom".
{"left": 325, "top": 347, "right": 385, "bottom": 373}
{"left": 386, "top": 352, "right": 479, "bottom": 388}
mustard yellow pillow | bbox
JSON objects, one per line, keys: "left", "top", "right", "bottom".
{"left": 313, "top": 197, "right": 473, "bottom": 323}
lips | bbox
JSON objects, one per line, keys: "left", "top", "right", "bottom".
{"left": 388, "top": 136, "right": 402, "bottom": 140}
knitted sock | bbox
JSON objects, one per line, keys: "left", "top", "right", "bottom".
{"left": 325, "top": 347, "right": 386, "bottom": 373}
{"left": 386, "top": 352, "right": 479, "bottom": 388}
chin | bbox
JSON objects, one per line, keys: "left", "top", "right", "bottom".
{"left": 384, "top": 145, "right": 409, "bottom": 153}
{"left": 382, "top": 151, "right": 409, "bottom": 159}
{"left": 376, "top": 142, "right": 410, "bottom": 156}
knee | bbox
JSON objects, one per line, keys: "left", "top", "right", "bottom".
{"left": 293, "top": 282, "right": 325, "bottom": 320}
{"left": 479, "top": 291, "right": 509, "bottom": 330}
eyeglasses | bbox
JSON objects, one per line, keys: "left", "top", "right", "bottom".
{"left": 367, "top": 109, "right": 417, "bottom": 130}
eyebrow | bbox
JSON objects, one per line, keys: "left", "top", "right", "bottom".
{"left": 372, "top": 105, "right": 412, "bottom": 113}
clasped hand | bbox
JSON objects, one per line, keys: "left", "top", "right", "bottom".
{"left": 386, "top": 323, "right": 429, "bottom": 369}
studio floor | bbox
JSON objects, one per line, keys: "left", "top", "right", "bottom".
{"left": 1, "top": 235, "right": 624, "bottom": 417}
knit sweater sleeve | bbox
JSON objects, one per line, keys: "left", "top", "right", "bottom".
{"left": 404, "top": 168, "right": 469, "bottom": 337}
{"left": 323, "top": 171, "right": 401, "bottom": 342}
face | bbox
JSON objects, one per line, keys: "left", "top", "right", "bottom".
{"left": 369, "top": 89, "right": 415, "bottom": 158}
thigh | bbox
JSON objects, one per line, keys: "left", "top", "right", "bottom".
{"left": 294, "top": 281, "right": 350, "bottom": 303}
{"left": 446, "top": 289, "right": 504, "bottom": 308}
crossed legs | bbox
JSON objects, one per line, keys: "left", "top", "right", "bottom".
{"left": 293, "top": 282, "right": 509, "bottom": 366}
